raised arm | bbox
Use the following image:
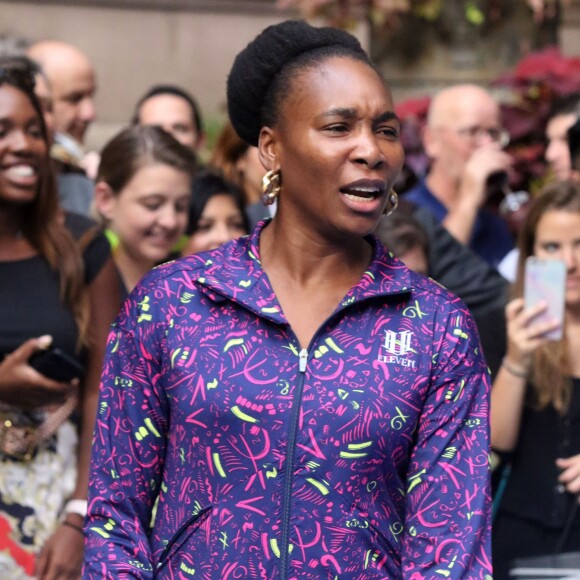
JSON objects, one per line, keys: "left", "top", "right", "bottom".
{"left": 490, "top": 298, "right": 558, "bottom": 452}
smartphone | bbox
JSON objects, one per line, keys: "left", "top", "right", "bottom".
{"left": 524, "top": 257, "right": 566, "bottom": 341}
{"left": 28, "top": 347, "right": 85, "bottom": 382}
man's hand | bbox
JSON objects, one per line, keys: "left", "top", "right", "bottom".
{"left": 459, "top": 144, "right": 512, "bottom": 210}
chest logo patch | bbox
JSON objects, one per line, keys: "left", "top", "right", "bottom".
{"left": 378, "top": 330, "right": 416, "bottom": 368}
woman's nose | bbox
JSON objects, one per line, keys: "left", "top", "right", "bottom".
{"left": 158, "top": 206, "right": 180, "bottom": 230}
{"left": 212, "top": 223, "right": 232, "bottom": 245}
{"left": 563, "top": 247, "right": 580, "bottom": 272}
{"left": 352, "top": 130, "right": 384, "bottom": 170}
{"left": 8, "top": 129, "right": 32, "bottom": 153}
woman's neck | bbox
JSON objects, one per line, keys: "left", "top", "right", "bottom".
{"left": 0, "top": 207, "right": 36, "bottom": 261}
{"left": 566, "top": 310, "right": 580, "bottom": 376}
{"left": 0, "top": 206, "right": 24, "bottom": 237}
{"left": 113, "top": 249, "right": 156, "bottom": 294}
{"left": 259, "top": 217, "right": 372, "bottom": 288}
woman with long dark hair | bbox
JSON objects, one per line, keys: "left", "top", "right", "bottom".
{"left": 492, "top": 180, "right": 580, "bottom": 578}
{"left": 0, "top": 61, "right": 118, "bottom": 578}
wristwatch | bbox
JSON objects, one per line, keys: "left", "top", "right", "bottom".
{"left": 64, "top": 499, "right": 87, "bottom": 518}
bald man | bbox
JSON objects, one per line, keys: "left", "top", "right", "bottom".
{"left": 27, "top": 40, "right": 96, "bottom": 146}
{"left": 27, "top": 40, "right": 97, "bottom": 215}
{"left": 404, "top": 84, "right": 514, "bottom": 268}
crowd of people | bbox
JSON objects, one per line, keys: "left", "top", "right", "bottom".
{"left": 0, "top": 16, "right": 579, "bottom": 579}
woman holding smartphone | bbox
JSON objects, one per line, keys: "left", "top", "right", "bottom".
{"left": 0, "top": 61, "right": 118, "bottom": 578}
{"left": 492, "top": 180, "right": 580, "bottom": 578}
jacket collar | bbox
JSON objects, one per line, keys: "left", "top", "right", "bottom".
{"left": 193, "top": 220, "right": 413, "bottom": 325}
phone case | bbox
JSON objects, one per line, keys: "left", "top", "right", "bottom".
{"left": 29, "top": 347, "right": 85, "bottom": 382}
{"left": 524, "top": 257, "right": 566, "bottom": 341}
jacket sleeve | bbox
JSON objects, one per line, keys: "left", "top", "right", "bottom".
{"left": 402, "top": 305, "right": 492, "bottom": 579}
{"left": 83, "top": 287, "right": 169, "bottom": 579}
{"left": 413, "top": 204, "right": 509, "bottom": 317}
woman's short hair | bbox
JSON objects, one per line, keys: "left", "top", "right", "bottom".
{"left": 226, "top": 19, "right": 374, "bottom": 147}
{"left": 186, "top": 168, "right": 249, "bottom": 236}
{"left": 375, "top": 207, "right": 430, "bottom": 266}
{"left": 97, "top": 125, "right": 197, "bottom": 193}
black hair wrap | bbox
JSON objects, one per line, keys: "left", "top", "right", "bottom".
{"left": 227, "top": 19, "right": 366, "bottom": 147}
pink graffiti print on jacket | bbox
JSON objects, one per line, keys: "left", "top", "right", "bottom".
{"left": 84, "top": 221, "right": 492, "bottom": 579}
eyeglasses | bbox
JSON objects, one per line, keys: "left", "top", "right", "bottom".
{"left": 454, "top": 125, "right": 510, "bottom": 148}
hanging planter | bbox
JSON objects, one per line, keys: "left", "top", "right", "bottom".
{"left": 277, "top": 0, "right": 565, "bottom": 64}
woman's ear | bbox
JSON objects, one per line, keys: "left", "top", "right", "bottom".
{"left": 93, "top": 182, "right": 116, "bottom": 222}
{"left": 258, "top": 127, "right": 279, "bottom": 172}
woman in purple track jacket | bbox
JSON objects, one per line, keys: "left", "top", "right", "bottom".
{"left": 84, "top": 20, "right": 492, "bottom": 579}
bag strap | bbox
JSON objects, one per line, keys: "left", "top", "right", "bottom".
{"left": 37, "top": 392, "right": 78, "bottom": 443}
{"left": 554, "top": 500, "right": 580, "bottom": 555}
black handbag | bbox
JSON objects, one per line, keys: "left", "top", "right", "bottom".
{"left": 509, "top": 504, "right": 580, "bottom": 579}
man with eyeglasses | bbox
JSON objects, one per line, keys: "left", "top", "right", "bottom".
{"left": 403, "top": 83, "right": 515, "bottom": 268}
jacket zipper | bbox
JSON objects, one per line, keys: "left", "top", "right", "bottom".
{"left": 279, "top": 347, "right": 308, "bottom": 579}
{"left": 276, "top": 292, "right": 412, "bottom": 578}
{"left": 195, "top": 282, "right": 411, "bottom": 577}
{"left": 155, "top": 505, "right": 212, "bottom": 571}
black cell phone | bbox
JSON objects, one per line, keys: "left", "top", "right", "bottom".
{"left": 29, "top": 347, "right": 85, "bottom": 382}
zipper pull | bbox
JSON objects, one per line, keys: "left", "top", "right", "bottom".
{"left": 299, "top": 348, "right": 308, "bottom": 373}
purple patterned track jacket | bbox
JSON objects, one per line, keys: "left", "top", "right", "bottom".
{"left": 84, "top": 222, "right": 492, "bottom": 579}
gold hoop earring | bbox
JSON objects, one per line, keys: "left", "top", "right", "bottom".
{"left": 261, "top": 169, "right": 281, "bottom": 206}
{"left": 383, "top": 190, "right": 398, "bottom": 216}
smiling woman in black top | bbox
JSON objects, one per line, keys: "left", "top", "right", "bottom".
{"left": 0, "top": 60, "right": 118, "bottom": 579}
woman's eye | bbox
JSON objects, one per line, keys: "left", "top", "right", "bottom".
{"left": 230, "top": 221, "right": 246, "bottom": 232}
{"left": 196, "top": 222, "right": 212, "bottom": 233}
{"left": 325, "top": 124, "right": 348, "bottom": 133}
{"left": 378, "top": 126, "right": 399, "bottom": 138}
{"left": 28, "top": 126, "right": 43, "bottom": 138}
{"left": 542, "top": 243, "right": 559, "bottom": 252}
{"left": 142, "top": 202, "right": 162, "bottom": 211}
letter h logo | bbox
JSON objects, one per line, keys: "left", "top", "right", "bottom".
{"left": 383, "top": 330, "right": 413, "bottom": 356}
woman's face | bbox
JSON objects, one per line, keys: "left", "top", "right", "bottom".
{"left": 0, "top": 84, "right": 47, "bottom": 205}
{"left": 262, "top": 56, "right": 404, "bottom": 239}
{"left": 398, "top": 246, "right": 429, "bottom": 277}
{"left": 182, "top": 193, "right": 247, "bottom": 255}
{"left": 99, "top": 163, "right": 190, "bottom": 265}
{"left": 534, "top": 209, "right": 580, "bottom": 307}
{"left": 235, "top": 146, "right": 264, "bottom": 205}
